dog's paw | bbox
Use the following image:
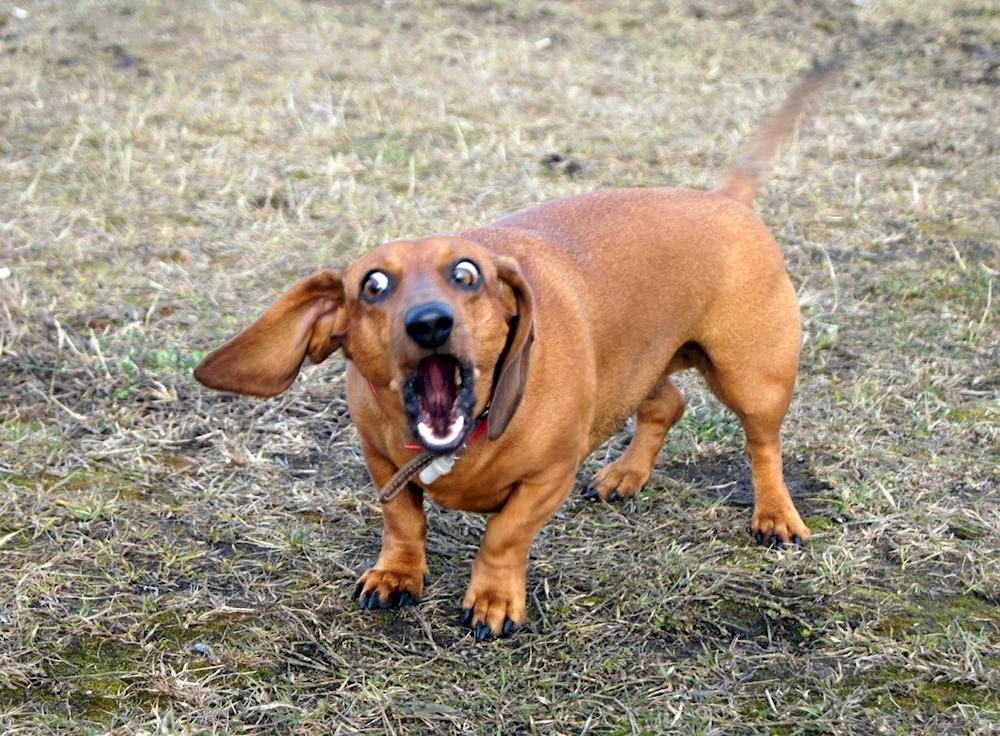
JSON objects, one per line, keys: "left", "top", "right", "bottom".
{"left": 461, "top": 579, "right": 526, "bottom": 641}
{"left": 585, "top": 459, "right": 649, "bottom": 501}
{"left": 751, "top": 505, "right": 810, "bottom": 548}
{"left": 353, "top": 567, "right": 423, "bottom": 610}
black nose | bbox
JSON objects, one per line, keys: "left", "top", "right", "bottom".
{"left": 404, "top": 302, "right": 454, "bottom": 349}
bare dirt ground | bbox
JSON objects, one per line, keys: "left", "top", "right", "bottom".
{"left": 1, "top": 0, "right": 999, "bottom": 733}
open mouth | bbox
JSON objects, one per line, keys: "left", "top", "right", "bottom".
{"left": 403, "top": 355, "right": 476, "bottom": 453}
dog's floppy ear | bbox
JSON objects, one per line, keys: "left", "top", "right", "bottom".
{"left": 194, "top": 270, "right": 347, "bottom": 398}
{"left": 488, "top": 258, "right": 535, "bottom": 440}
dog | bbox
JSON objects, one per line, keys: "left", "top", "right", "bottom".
{"left": 194, "top": 61, "right": 838, "bottom": 640}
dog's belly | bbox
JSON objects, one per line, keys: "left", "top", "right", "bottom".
{"left": 587, "top": 402, "right": 649, "bottom": 455}
{"left": 424, "top": 480, "right": 513, "bottom": 513}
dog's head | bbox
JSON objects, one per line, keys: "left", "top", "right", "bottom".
{"left": 194, "top": 237, "right": 534, "bottom": 453}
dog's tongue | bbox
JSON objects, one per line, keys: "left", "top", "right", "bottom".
{"left": 419, "top": 356, "right": 457, "bottom": 433}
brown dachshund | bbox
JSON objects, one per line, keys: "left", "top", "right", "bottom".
{"left": 195, "top": 61, "right": 838, "bottom": 639}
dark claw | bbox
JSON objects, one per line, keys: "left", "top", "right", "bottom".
{"left": 377, "top": 593, "right": 393, "bottom": 609}
{"left": 776, "top": 539, "right": 785, "bottom": 550}
{"left": 768, "top": 534, "right": 778, "bottom": 548}
{"left": 474, "top": 622, "right": 491, "bottom": 641}
{"left": 582, "top": 487, "right": 599, "bottom": 501}
{"left": 359, "top": 591, "right": 372, "bottom": 609}
{"left": 608, "top": 491, "right": 620, "bottom": 502}
{"left": 399, "top": 591, "right": 413, "bottom": 607}
{"left": 502, "top": 619, "right": 518, "bottom": 637}
{"left": 793, "top": 535, "right": 804, "bottom": 547}
{"left": 460, "top": 607, "right": 473, "bottom": 625}
{"left": 352, "top": 582, "right": 363, "bottom": 601}
{"left": 755, "top": 531, "right": 764, "bottom": 545}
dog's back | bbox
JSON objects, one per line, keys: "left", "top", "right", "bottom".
{"left": 465, "top": 59, "right": 840, "bottom": 446}
{"left": 468, "top": 188, "right": 778, "bottom": 446}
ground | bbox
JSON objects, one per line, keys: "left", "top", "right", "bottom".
{"left": 1, "top": 0, "right": 999, "bottom": 733}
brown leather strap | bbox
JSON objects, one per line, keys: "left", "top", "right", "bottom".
{"left": 378, "top": 451, "right": 435, "bottom": 504}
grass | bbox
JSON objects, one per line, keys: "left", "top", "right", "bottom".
{"left": 1, "top": 0, "right": 999, "bottom": 733}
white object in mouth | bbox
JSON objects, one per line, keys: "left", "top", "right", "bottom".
{"left": 416, "top": 414, "right": 466, "bottom": 449}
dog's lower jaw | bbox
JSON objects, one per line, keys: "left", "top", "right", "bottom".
{"left": 416, "top": 414, "right": 466, "bottom": 452}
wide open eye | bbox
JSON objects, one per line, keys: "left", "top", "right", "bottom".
{"left": 361, "top": 270, "right": 391, "bottom": 302}
{"left": 451, "top": 260, "right": 480, "bottom": 290}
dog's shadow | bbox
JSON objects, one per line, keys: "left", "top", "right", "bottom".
{"left": 576, "top": 445, "right": 832, "bottom": 514}
{"left": 656, "top": 449, "right": 832, "bottom": 512}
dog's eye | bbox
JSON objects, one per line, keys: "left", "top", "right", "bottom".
{"left": 451, "top": 260, "right": 480, "bottom": 290}
{"left": 361, "top": 270, "right": 391, "bottom": 302}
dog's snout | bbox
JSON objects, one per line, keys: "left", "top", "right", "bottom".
{"left": 405, "top": 302, "right": 454, "bottom": 349}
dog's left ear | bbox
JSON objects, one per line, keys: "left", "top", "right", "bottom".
{"left": 194, "top": 270, "right": 347, "bottom": 398}
{"left": 488, "top": 257, "right": 536, "bottom": 440}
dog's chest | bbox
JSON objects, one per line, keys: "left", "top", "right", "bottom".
{"left": 412, "top": 455, "right": 514, "bottom": 513}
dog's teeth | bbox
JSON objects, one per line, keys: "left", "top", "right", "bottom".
{"left": 417, "top": 415, "right": 465, "bottom": 447}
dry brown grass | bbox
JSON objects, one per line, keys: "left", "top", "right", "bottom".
{"left": 1, "top": 0, "right": 999, "bottom": 733}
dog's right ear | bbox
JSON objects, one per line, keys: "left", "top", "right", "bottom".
{"left": 194, "top": 270, "right": 347, "bottom": 398}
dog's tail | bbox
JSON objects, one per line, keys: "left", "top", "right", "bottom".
{"left": 712, "top": 57, "right": 842, "bottom": 207}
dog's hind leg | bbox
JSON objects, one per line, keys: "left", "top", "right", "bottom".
{"left": 586, "top": 378, "right": 686, "bottom": 501}
{"left": 698, "top": 295, "right": 811, "bottom": 547}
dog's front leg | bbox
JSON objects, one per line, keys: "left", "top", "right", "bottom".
{"left": 353, "top": 446, "right": 429, "bottom": 609}
{"left": 462, "top": 461, "right": 578, "bottom": 640}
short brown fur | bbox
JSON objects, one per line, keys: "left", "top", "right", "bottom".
{"left": 195, "top": 63, "right": 838, "bottom": 638}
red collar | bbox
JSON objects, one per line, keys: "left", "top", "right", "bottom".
{"left": 367, "top": 379, "right": 488, "bottom": 451}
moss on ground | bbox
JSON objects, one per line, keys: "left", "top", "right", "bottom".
{"left": 876, "top": 593, "right": 1000, "bottom": 640}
